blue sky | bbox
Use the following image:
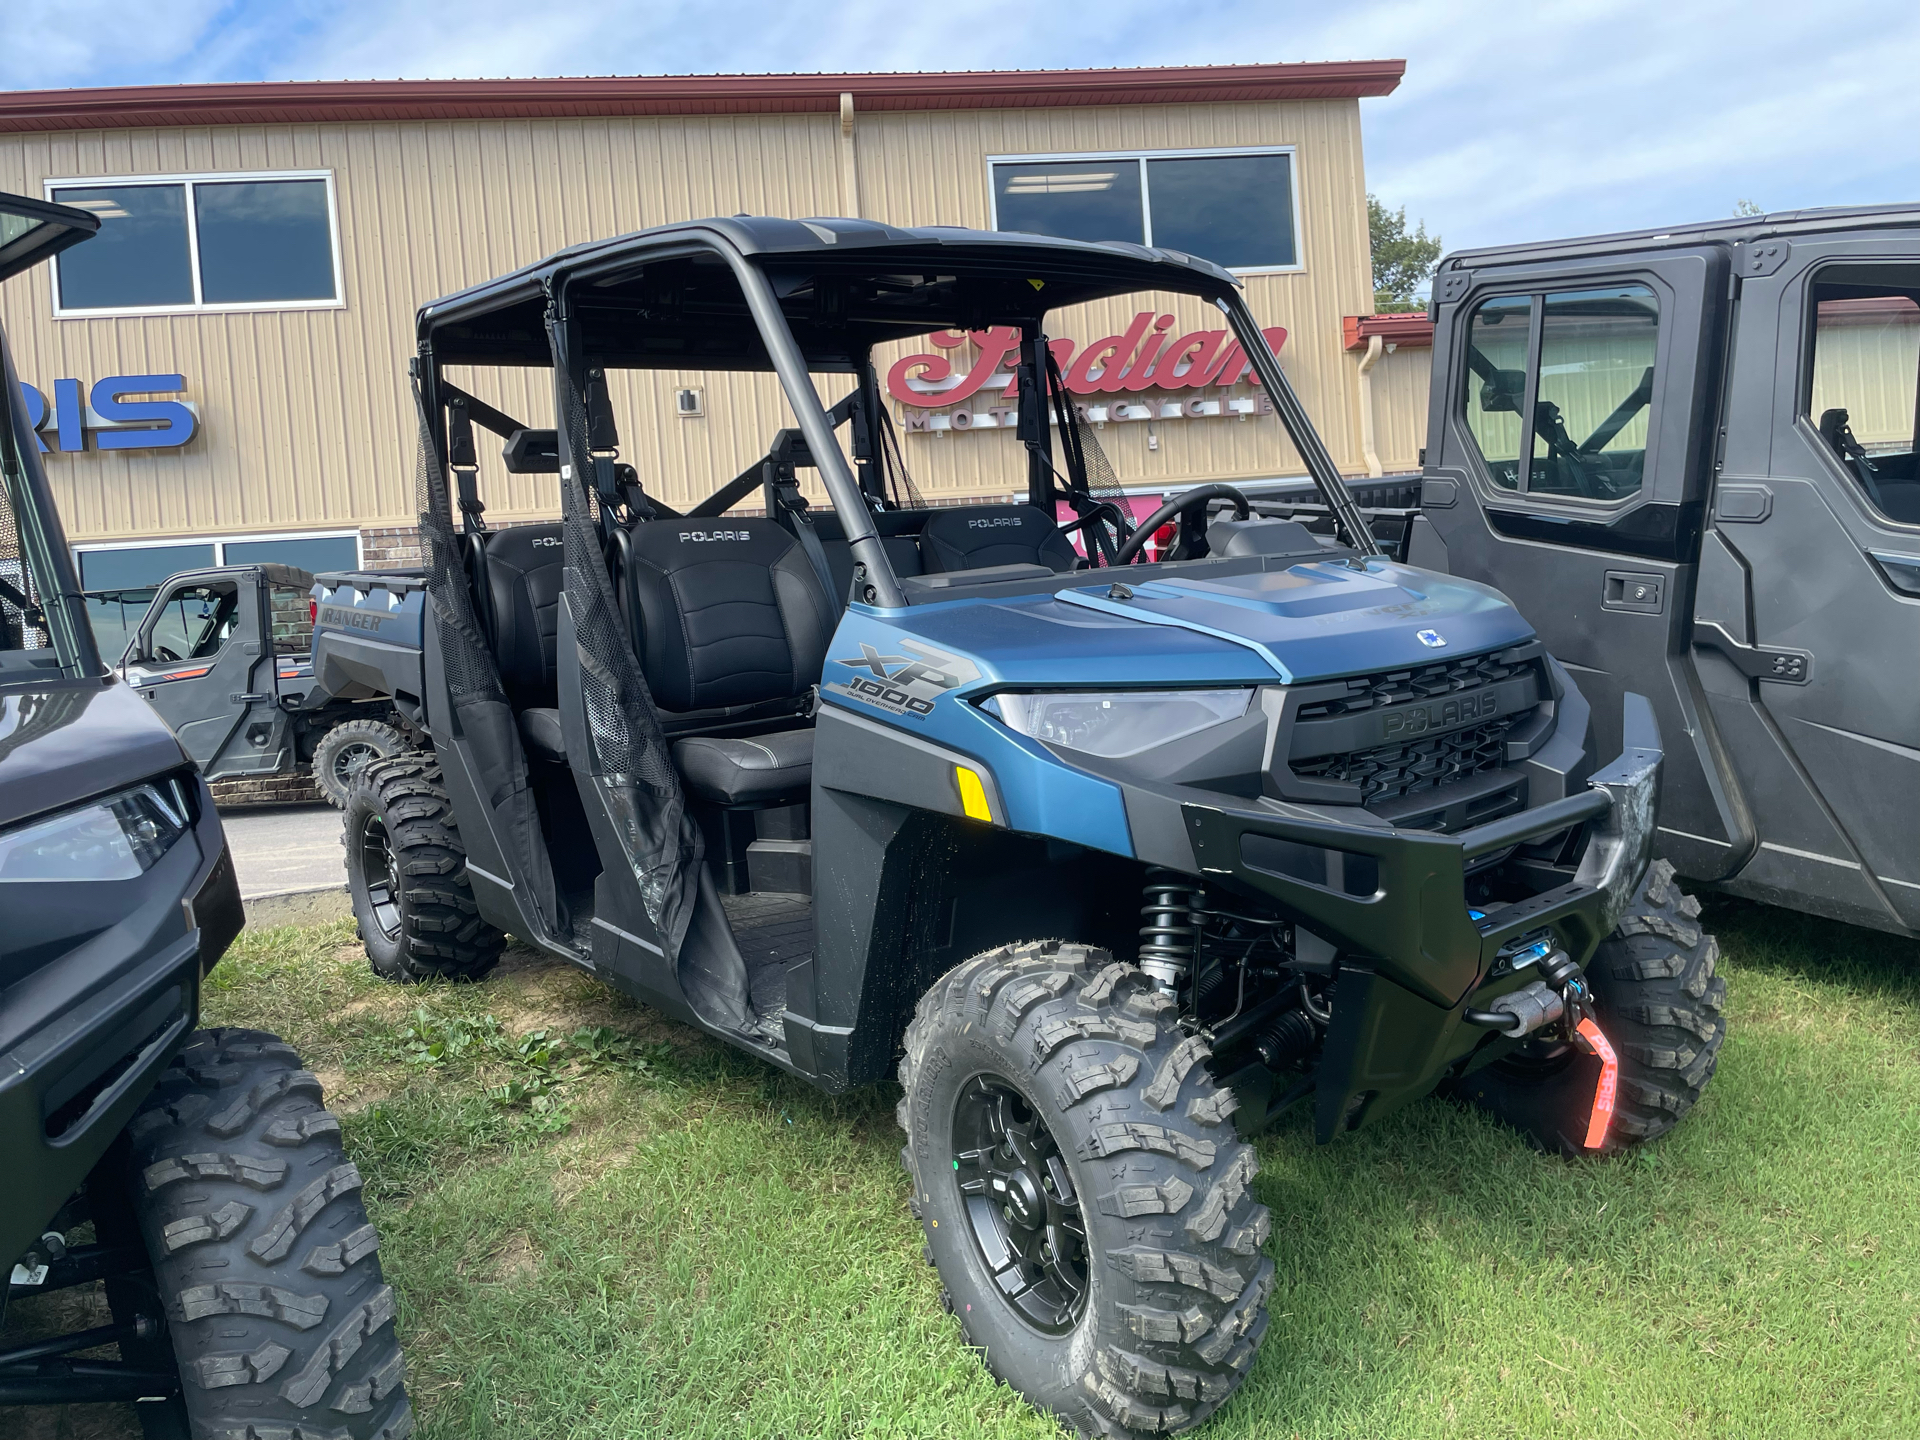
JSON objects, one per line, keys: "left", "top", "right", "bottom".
{"left": 3, "top": 0, "right": 1917, "bottom": 256}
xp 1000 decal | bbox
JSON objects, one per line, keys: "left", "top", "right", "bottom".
{"left": 826, "top": 639, "right": 979, "bottom": 718}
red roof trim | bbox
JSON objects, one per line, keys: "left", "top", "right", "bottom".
{"left": 1343, "top": 312, "right": 1434, "bottom": 351}
{"left": 0, "top": 62, "right": 1405, "bottom": 135}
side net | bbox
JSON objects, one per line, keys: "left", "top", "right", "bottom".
{"left": 554, "top": 368, "right": 741, "bottom": 1025}
{"left": 876, "top": 406, "right": 926, "bottom": 511}
{"left": 411, "top": 383, "right": 558, "bottom": 926}
{"left": 0, "top": 424, "right": 49, "bottom": 654}
{"left": 1046, "top": 352, "right": 1128, "bottom": 560}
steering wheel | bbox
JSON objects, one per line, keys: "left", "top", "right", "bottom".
{"left": 155, "top": 646, "right": 182, "bottom": 664}
{"left": 1110, "top": 484, "right": 1251, "bottom": 566}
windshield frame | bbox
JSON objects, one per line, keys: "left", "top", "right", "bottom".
{"left": 1, "top": 314, "right": 99, "bottom": 686}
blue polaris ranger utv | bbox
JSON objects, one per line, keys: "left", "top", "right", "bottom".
{"left": 344, "top": 217, "right": 1724, "bottom": 1435}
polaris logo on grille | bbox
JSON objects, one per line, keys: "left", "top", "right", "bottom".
{"left": 1416, "top": 629, "right": 1447, "bottom": 649}
{"left": 1383, "top": 690, "right": 1501, "bottom": 739}
{"left": 680, "top": 529, "right": 750, "bottom": 542}
{"left": 968, "top": 517, "right": 1024, "bottom": 529}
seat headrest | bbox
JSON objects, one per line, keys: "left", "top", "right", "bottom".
{"left": 919, "top": 504, "right": 1079, "bottom": 573}
{"left": 626, "top": 517, "right": 803, "bottom": 572}
{"left": 474, "top": 522, "right": 565, "bottom": 704}
{"left": 624, "top": 515, "right": 833, "bottom": 713}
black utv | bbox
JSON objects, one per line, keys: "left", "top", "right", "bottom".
{"left": 0, "top": 193, "right": 412, "bottom": 1439}
{"left": 342, "top": 214, "right": 1724, "bottom": 1435}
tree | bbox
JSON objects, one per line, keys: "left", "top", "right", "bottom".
{"left": 1369, "top": 194, "right": 1441, "bottom": 312}
{"left": 1734, "top": 199, "right": 1765, "bottom": 217}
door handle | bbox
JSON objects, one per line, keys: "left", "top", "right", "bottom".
{"left": 1867, "top": 550, "right": 1920, "bottom": 597}
{"left": 1604, "top": 571, "right": 1665, "bottom": 613}
{"left": 1691, "top": 621, "right": 1812, "bottom": 684}
{"left": 229, "top": 692, "right": 272, "bottom": 704}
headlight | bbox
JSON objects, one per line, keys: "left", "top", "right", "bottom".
{"left": 0, "top": 782, "right": 190, "bottom": 883}
{"left": 980, "top": 689, "right": 1253, "bottom": 759}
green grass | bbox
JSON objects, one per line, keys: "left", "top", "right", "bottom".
{"left": 197, "top": 897, "right": 1920, "bottom": 1440}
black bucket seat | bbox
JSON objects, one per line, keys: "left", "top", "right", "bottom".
{"left": 466, "top": 523, "right": 567, "bottom": 761}
{"left": 917, "top": 503, "right": 1082, "bottom": 573}
{"left": 623, "top": 516, "right": 834, "bottom": 807}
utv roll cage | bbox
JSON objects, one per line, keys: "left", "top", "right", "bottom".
{"left": 412, "top": 216, "right": 1380, "bottom": 592}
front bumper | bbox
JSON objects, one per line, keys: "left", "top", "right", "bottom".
{"left": 0, "top": 773, "right": 241, "bottom": 1265}
{"left": 1183, "top": 694, "right": 1663, "bottom": 1139}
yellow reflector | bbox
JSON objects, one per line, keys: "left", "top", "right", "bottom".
{"left": 955, "top": 766, "right": 992, "bottom": 822}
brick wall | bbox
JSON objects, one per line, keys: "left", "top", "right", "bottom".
{"left": 210, "top": 771, "right": 323, "bottom": 807}
{"left": 360, "top": 525, "right": 423, "bottom": 570}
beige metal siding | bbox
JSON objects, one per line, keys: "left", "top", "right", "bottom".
{"left": 0, "top": 97, "right": 1377, "bottom": 542}
{"left": 1366, "top": 343, "right": 1432, "bottom": 475}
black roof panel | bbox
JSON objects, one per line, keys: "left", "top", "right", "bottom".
{"left": 1438, "top": 202, "right": 1920, "bottom": 275}
{"left": 418, "top": 215, "right": 1242, "bottom": 370}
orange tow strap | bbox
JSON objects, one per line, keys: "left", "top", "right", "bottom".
{"left": 1573, "top": 1017, "right": 1618, "bottom": 1150}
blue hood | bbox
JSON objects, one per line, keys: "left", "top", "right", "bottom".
{"left": 1052, "top": 559, "right": 1534, "bottom": 682}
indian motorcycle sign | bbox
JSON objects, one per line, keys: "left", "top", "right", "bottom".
{"left": 885, "top": 312, "right": 1289, "bottom": 433}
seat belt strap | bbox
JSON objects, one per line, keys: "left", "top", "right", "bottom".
{"left": 446, "top": 397, "right": 487, "bottom": 534}
{"left": 772, "top": 474, "right": 842, "bottom": 611}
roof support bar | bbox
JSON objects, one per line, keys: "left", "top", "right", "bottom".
{"left": 724, "top": 248, "right": 906, "bottom": 608}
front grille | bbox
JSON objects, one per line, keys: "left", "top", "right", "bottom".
{"left": 1296, "top": 651, "right": 1529, "bottom": 722}
{"left": 1293, "top": 715, "right": 1521, "bottom": 803}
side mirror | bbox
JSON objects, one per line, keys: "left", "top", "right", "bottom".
{"left": 1479, "top": 369, "right": 1526, "bottom": 415}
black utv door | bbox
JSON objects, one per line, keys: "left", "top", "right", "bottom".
{"left": 127, "top": 571, "right": 286, "bottom": 776}
{"left": 1694, "top": 238, "right": 1920, "bottom": 933}
{"left": 1416, "top": 247, "right": 1741, "bottom": 883}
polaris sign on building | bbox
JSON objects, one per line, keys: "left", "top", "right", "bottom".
{"left": 0, "top": 61, "right": 1428, "bottom": 592}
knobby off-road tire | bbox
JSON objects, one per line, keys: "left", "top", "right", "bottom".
{"left": 898, "top": 941, "right": 1275, "bottom": 1437}
{"left": 344, "top": 756, "right": 503, "bottom": 984}
{"left": 127, "top": 1028, "right": 413, "bottom": 1440}
{"left": 1449, "top": 859, "right": 1727, "bottom": 1156}
{"left": 312, "top": 720, "right": 412, "bottom": 809}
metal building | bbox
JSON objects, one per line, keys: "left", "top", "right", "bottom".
{"left": 0, "top": 62, "right": 1412, "bottom": 585}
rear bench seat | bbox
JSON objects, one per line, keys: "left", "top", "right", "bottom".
{"left": 474, "top": 519, "right": 830, "bottom": 808}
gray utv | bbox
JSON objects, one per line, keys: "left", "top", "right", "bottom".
{"left": 1403, "top": 205, "right": 1920, "bottom": 939}
{"left": 90, "top": 562, "right": 419, "bottom": 806}
{"left": 0, "top": 192, "right": 412, "bottom": 1440}
{"left": 342, "top": 215, "right": 1723, "bottom": 1435}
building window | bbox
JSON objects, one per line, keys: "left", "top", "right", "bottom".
{"left": 74, "top": 531, "right": 359, "bottom": 661}
{"left": 989, "top": 148, "right": 1299, "bottom": 272}
{"left": 45, "top": 171, "right": 342, "bottom": 316}
{"left": 1458, "top": 284, "right": 1660, "bottom": 503}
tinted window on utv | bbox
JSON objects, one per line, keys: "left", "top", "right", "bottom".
{"left": 1460, "top": 285, "right": 1658, "bottom": 502}
{"left": 1529, "top": 286, "right": 1658, "bottom": 501}
{"left": 1463, "top": 294, "right": 1532, "bottom": 489}
{"left": 1806, "top": 266, "right": 1920, "bottom": 526}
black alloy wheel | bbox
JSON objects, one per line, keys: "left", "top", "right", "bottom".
{"left": 951, "top": 1074, "right": 1089, "bottom": 1335}
{"left": 343, "top": 756, "right": 504, "bottom": 983}
{"left": 359, "top": 812, "right": 403, "bottom": 944}
{"left": 329, "top": 738, "right": 385, "bottom": 791}
{"left": 311, "top": 717, "right": 410, "bottom": 808}
{"left": 899, "top": 940, "right": 1275, "bottom": 1437}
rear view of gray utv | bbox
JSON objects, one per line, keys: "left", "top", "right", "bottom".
{"left": 98, "top": 562, "right": 418, "bottom": 805}
{"left": 0, "top": 192, "right": 412, "bottom": 1440}
{"left": 342, "top": 214, "right": 1722, "bottom": 1435}
{"left": 1410, "top": 205, "right": 1920, "bottom": 937}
